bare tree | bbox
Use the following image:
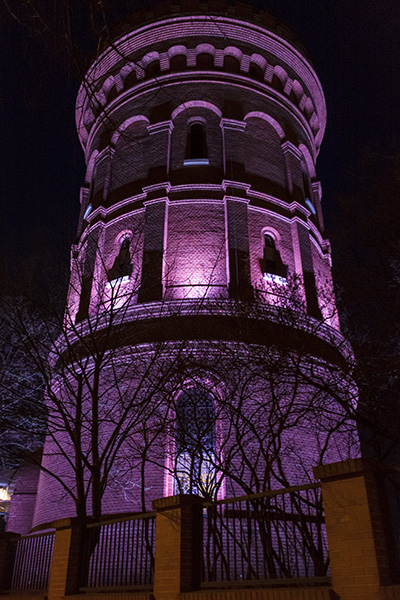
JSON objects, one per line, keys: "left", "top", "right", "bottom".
{"left": 4, "top": 257, "right": 181, "bottom": 526}
{"left": 153, "top": 287, "right": 359, "bottom": 580}
{"left": 157, "top": 275, "right": 359, "bottom": 500}
{"left": 329, "top": 148, "right": 400, "bottom": 466}
{"left": 0, "top": 296, "right": 47, "bottom": 470}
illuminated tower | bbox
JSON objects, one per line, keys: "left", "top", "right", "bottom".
{"left": 32, "top": 2, "right": 358, "bottom": 528}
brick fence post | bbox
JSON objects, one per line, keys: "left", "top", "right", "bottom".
{"left": 47, "top": 518, "right": 82, "bottom": 600}
{"left": 0, "top": 532, "right": 19, "bottom": 590}
{"left": 313, "top": 458, "right": 391, "bottom": 600}
{"left": 152, "top": 494, "right": 203, "bottom": 600}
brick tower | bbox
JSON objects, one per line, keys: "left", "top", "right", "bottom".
{"left": 31, "top": 2, "right": 358, "bottom": 528}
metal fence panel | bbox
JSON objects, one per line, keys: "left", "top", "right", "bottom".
{"left": 5, "top": 532, "right": 55, "bottom": 591}
{"left": 80, "top": 512, "right": 156, "bottom": 589}
{"left": 202, "top": 484, "right": 329, "bottom": 584}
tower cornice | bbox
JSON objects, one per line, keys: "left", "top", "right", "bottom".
{"left": 76, "top": 14, "right": 326, "bottom": 154}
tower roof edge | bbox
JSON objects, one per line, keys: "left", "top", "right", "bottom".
{"left": 96, "top": 1, "right": 311, "bottom": 65}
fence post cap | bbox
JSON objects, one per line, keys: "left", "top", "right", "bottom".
{"left": 152, "top": 493, "right": 204, "bottom": 511}
{"left": 51, "top": 516, "right": 81, "bottom": 530}
{"left": 313, "top": 458, "right": 380, "bottom": 481}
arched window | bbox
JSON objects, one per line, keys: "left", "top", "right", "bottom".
{"left": 123, "top": 69, "right": 137, "bottom": 91}
{"left": 174, "top": 388, "right": 216, "bottom": 496}
{"left": 189, "top": 122, "right": 206, "bottom": 159}
{"left": 184, "top": 122, "right": 209, "bottom": 166}
{"left": 106, "top": 85, "right": 118, "bottom": 103}
{"left": 261, "top": 233, "right": 287, "bottom": 279}
{"left": 108, "top": 236, "right": 133, "bottom": 282}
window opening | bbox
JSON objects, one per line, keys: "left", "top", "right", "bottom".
{"left": 196, "top": 53, "right": 214, "bottom": 70}
{"left": 146, "top": 60, "right": 161, "bottom": 77}
{"left": 170, "top": 54, "right": 187, "bottom": 71}
{"left": 190, "top": 122, "right": 206, "bottom": 159}
{"left": 184, "top": 122, "right": 209, "bottom": 166}
{"left": 108, "top": 236, "right": 133, "bottom": 282}
{"left": 174, "top": 388, "right": 216, "bottom": 497}
{"left": 260, "top": 233, "right": 287, "bottom": 280}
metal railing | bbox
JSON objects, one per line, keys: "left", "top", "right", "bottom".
{"left": 379, "top": 469, "right": 400, "bottom": 582}
{"left": 4, "top": 531, "right": 55, "bottom": 591}
{"left": 79, "top": 512, "right": 156, "bottom": 589}
{"left": 202, "top": 483, "right": 329, "bottom": 585}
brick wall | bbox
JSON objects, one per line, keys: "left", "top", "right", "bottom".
{"left": 6, "top": 461, "right": 40, "bottom": 535}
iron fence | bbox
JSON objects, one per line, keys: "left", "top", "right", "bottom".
{"left": 4, "top": 531, "right": 55, "bottom": 591}
{"left": 379, "top": 469, "right": 400, "bottom": 582}
{"left": 202, "top": 483, "right": 329, "bottom": 584}
{"left": 80, "top": 512, "right": 156, "bottom": 589}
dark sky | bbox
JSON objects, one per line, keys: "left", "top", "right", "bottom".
{"left": 1, "top": 0, "right": 400, "bottom": 296}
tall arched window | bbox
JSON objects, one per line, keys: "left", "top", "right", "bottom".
{"left": 108, "top": 236, "right": 133, "bottom": 282}
{"left": 174, "top": 388, "right": 216, "bottom": 496}
{"left": 196, "top": 52, "right": 214, "bottom": 70}
{"left": 261, "top": 233, "right": 287, "bottom": 279}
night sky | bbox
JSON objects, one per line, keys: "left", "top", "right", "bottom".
{"left": 1, "top": 0, "right": 400, "bottom": 309}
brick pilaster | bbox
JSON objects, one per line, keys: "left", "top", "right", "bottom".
{"left": 295, "top": 221, "right": 321, "bottom": 319}
{"left": 152, "top": 494, "right": 203, "bottom": 600}
{"left": 138, "top": 197, "right": 168, "bottom": 303}
{"left": 225, "top": 196, "right": 252, "bottom": 301}
{"left": 48, "top": 518, "right": 82, "bottom": 600}
{"left": 314, "top": 458, "right": 391, "bottom": 600}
